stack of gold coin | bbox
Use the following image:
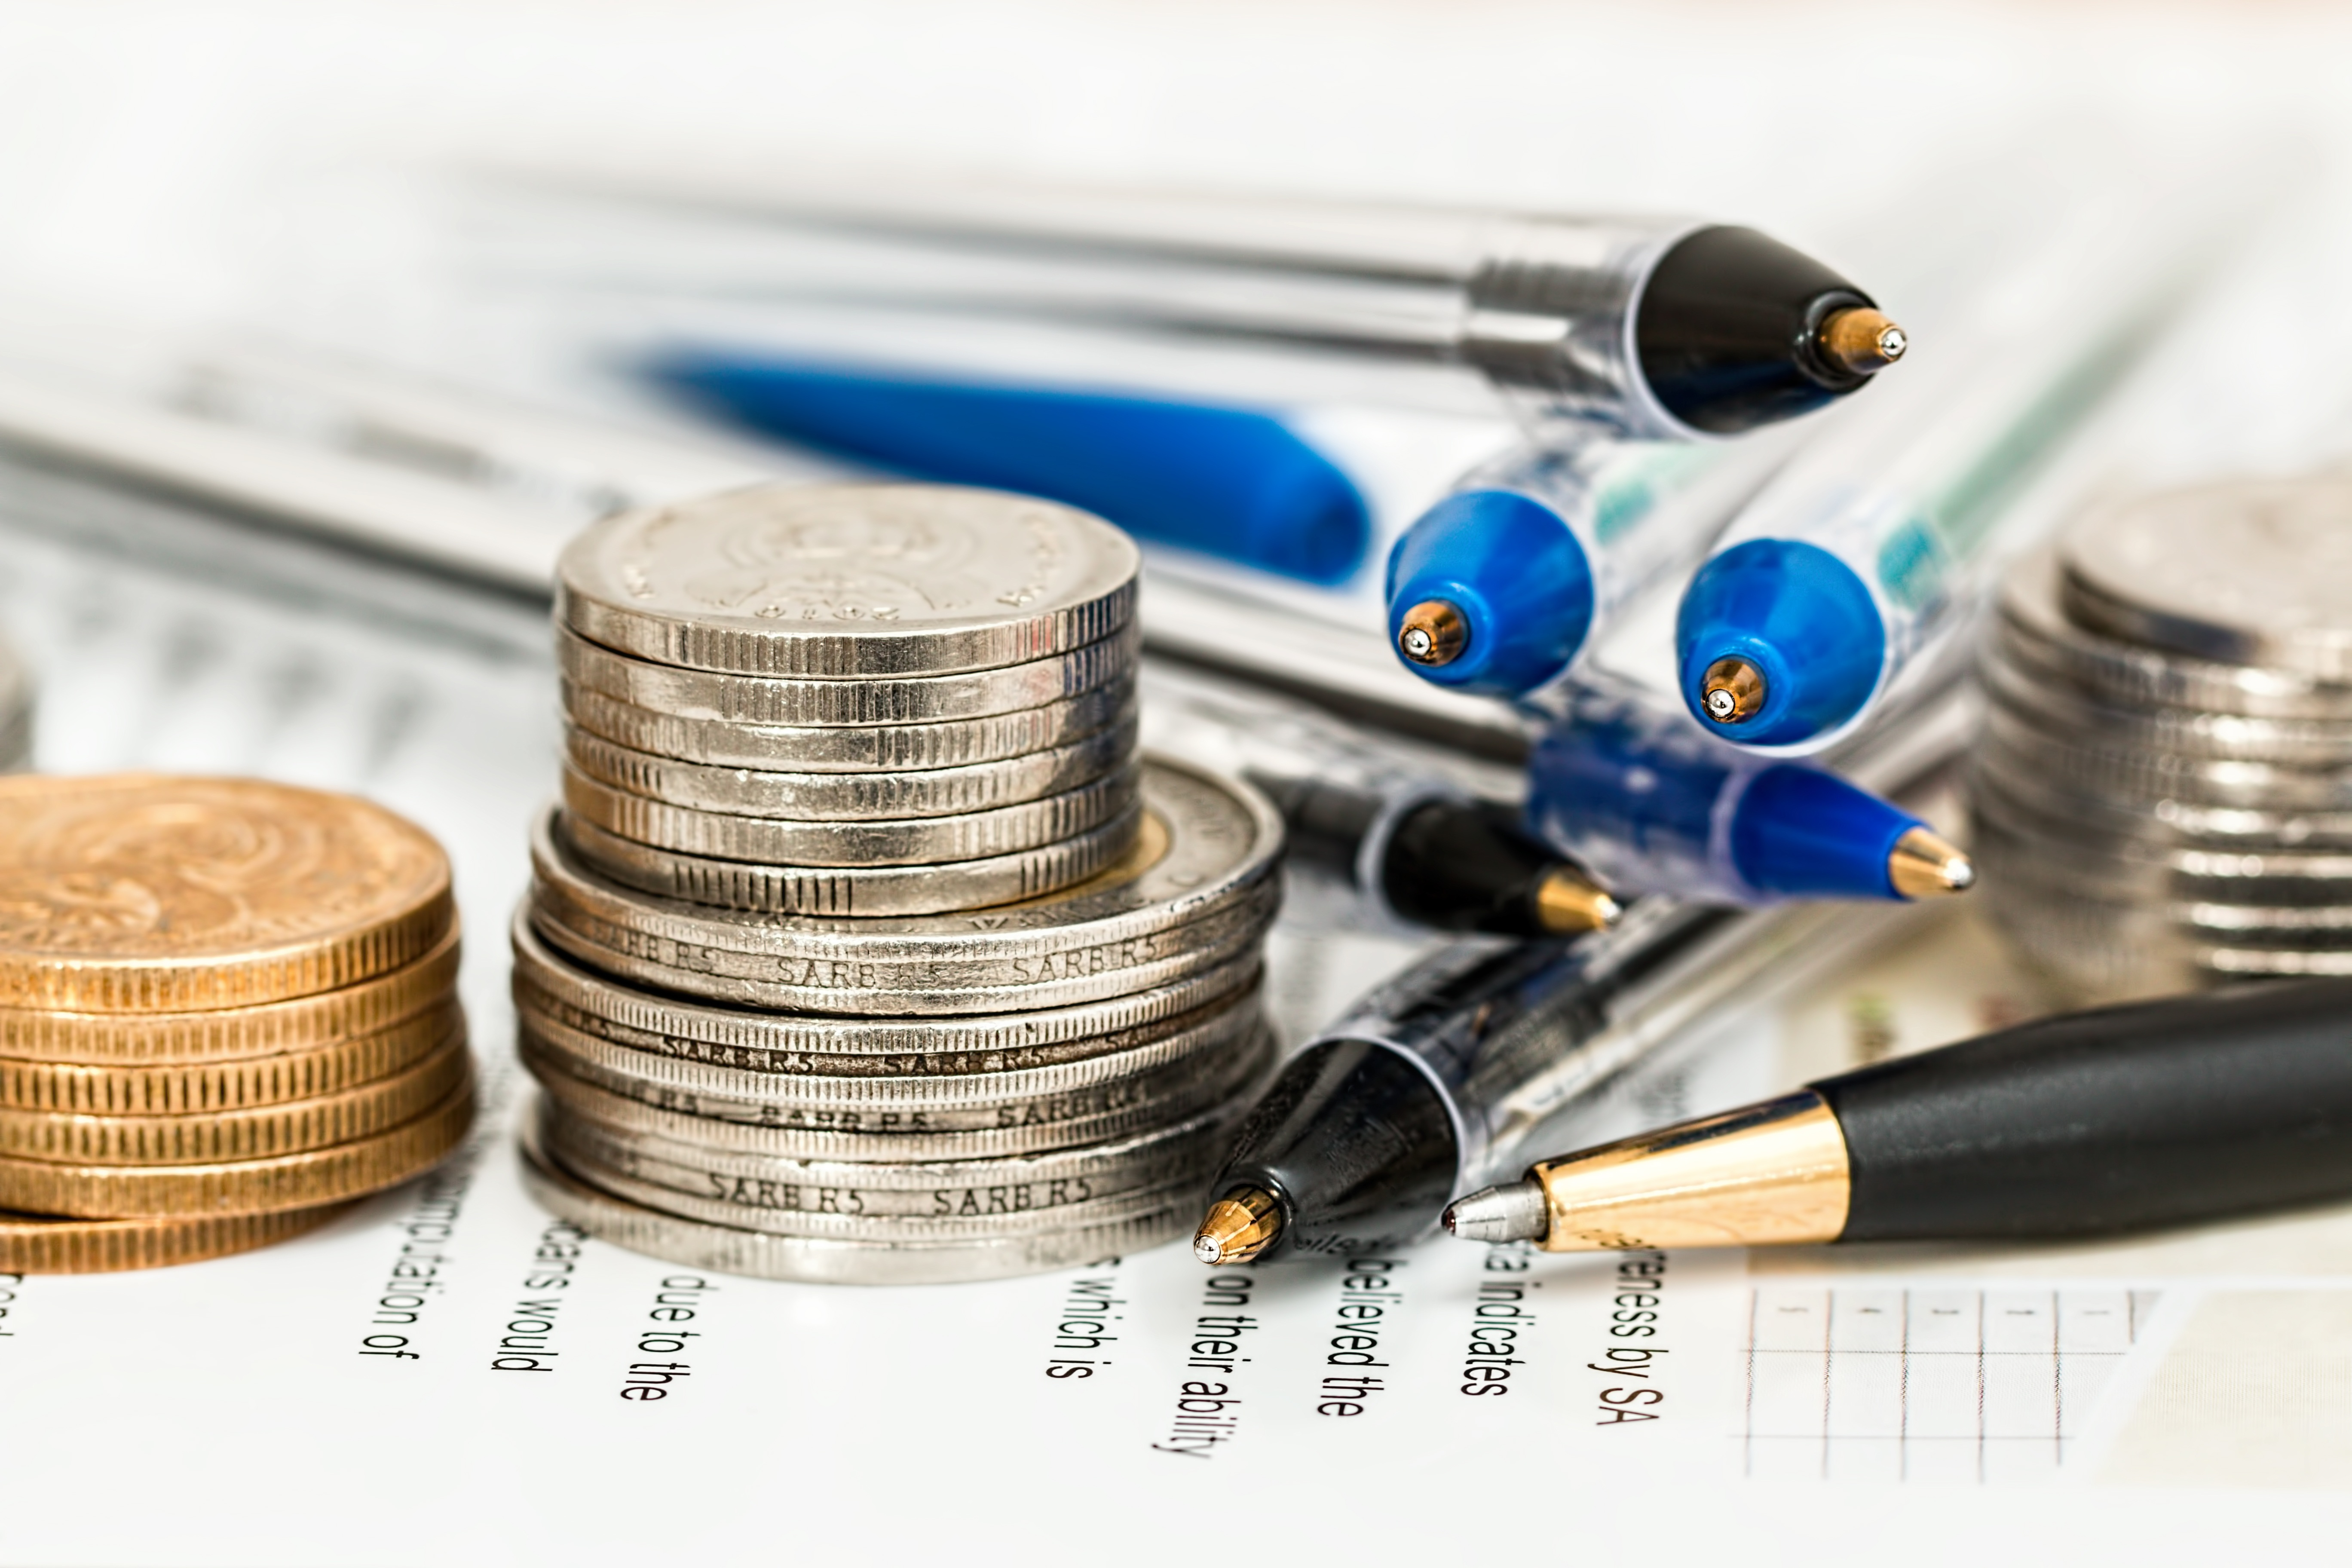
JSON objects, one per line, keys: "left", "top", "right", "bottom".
{"left": 517, "top": 483, "right": 1284, "bottom": 1284}
{"left": 0, "top": 775, "right": 476, "bottom": 1273}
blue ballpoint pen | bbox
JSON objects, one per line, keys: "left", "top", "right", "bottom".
{"left": 1674, "top": 171, "right": 2252, "bottom": 753}
{"left": 651, "top": 351, "right": 1375, "bottom": 586}
{"left": 1384, "top": 429, "right": 1801, "bottom": 697}
{"left": 1523, "top": 677, "right": 1973, "bottom": 906}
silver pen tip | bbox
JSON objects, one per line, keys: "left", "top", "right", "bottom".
{"left": 1442, "top": 1179, "right": 1550, "bottom": 1245}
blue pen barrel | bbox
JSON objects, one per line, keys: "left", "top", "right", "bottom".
{"left": 652, "top": 353, "right": 1372, "bottom": 586}
{"left": 1523, "top": 685, "right": 1924, "bottom": 905}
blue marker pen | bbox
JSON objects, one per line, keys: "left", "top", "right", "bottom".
{"left": 650, "top": 352, "right": 1373, "bottom": 586}
{"left": 1384, "top": 432, "right": 1798, "bottom": 697}
{"left": 1523, "top": 681, "right": 1972, "bottom": 906}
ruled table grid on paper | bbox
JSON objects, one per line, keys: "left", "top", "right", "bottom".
{"left": 1738, "top": 1286, "right": 2161, "bottom": 1483}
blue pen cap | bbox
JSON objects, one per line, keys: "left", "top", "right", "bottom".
{"left": 652, "top": 353, "right": 1372, "bottom": 586}
{"left": 1730, "top": 763, "right": 1921, "bottom": 900}
{"left": 1675, "top": 538, "right": 1886, "bottom": 746}
{"left": 1384, "top": 490, "right": 1594, "bottom": 695}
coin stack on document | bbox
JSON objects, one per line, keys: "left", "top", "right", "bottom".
{"left": 1973, "top": 476, "right": 2352, "bottom": 999}
{"left": 0, "top": 775, "right": 475, "bottom": 1272}
{"left": 517, "top": 483, "right": 1283, "bottom": 1284}
{"left": 0, "top": 632, "right": 29, "bottom": 772}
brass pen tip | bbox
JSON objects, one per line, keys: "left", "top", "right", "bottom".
{"left": 1397, "top": 600, "right": 1468, "bottom": 667}
{"left": 1532, "top": 866, "right": 1623, "bottom": 934}
{"left": 1818, "top": 307, "right": 1908, "bottom": 375}
{"left": 1699, "top": 655, "right": 1767, "bottom": 725}
{"left": 1192, "top": 1185, "right": 1283, "bottom": 1265}
{"left": 1887, "top": 825, "right": 1975, "bottom": 900}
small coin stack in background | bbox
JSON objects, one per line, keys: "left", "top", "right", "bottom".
{"left": 517, "top": 483, "right": 1283, "bottom": 1284}
{"left": 0, "top": 775, "right": 475, "bottom": 1272}
{"left": 0, "top": 630, "right": 30, "bottom": 772}
{"left": 1973, "top": 476, "right": 2352, "bottom": 999}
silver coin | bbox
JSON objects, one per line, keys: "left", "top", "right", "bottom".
{"left": 538, "top": 1093, "right": 1235, "bottom": 1216}
{"left": 2061, "top": 478, "right": 2352, "bottom": 681}
{"left": 556, "top": 483, "right": 1139, "bottom": 679}
{"left": 1984, "top": 649, "right": 2352, "bottom": 766}
{"left": 519, "top": 1008, "right": 1265, "bottom": 1130}
{"left": 1973, "top": 732, "right": 2352, "bottom": 849}
{"left": 514, "top": 984, "right": 1263, "bottom": 1108}
{"left": 1972, "top": 771, "right": 2352, "bottom": 891}
{"left": 1980, "top": 701, "right": 2352, "bottom": 814}
{"left": 559, "top": 802, "right": 1142, "bottom": 917}
{"left": 561, "top": 760, "right": 1139, "bottom": 868}
{"left": 564, "top": 714, "right": 1136, "bottom": 822}
{"left": 519, "top": 1117, "right": 1194, "bottom": 1285}
{"left": 507, "top": 904, "right": 1262, "bottom": 1069}
{"left": 526, "top": 758, "right": 1284, "bottom": 1014}
{"left": 552, "top": 1155, "right": 1203, "bottom": 1244}
{"left": 1981, "top": 873, "right": 2352, "bottom": 997}
{"left": 558, "top": 622, "right": 1138, "bottom": 729}
{"left": 1997, "top": 549, "right": 2352, "bottom": 722}
{"left": 1972, "top": 807, "right": 2352, "bottom": 929}
{"left": 527, "top": 1028, "right": 1273, "bottom": 1161}
{"left": 561, "top": 676, "right": 1136, "bottom": 773}
{"left": 529, "top": 885, "right": 1277, "bottom": 1018}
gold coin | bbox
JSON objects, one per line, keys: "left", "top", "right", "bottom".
{"left": 0, "top": 923, "right": 461, "bottom": 1065}
{"left": 0, "top": 999, "right": 462, "bottom": 1114}
{"left": 0, "top": 1201, "right": 352, "bottom": 1273}
{"left": 0, "top": 774, "right": 453, "bottom": 1012}
{"left": 0, "top": 1079, "right": 476, "bottom": 1218}
{"left": 0, "top": 1029, "right": 469, "bottom": 1163}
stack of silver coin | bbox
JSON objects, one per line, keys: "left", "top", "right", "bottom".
{"left": 0, "top": 631, "right": 29, "bottom": 772}
{"left": 514, "top": 482, "right": 1284, "bottom": 1283}
{"left": 1972, "top": 475, "right": 2352, "bottom": 1000}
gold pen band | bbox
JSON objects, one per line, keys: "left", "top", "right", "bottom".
{"left": 1525, "top": 1089, "right": 1851, "bottom": 1251}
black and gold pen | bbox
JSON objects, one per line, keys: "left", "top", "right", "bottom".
{"left": 1446, "top": 977, "right": 2352, "bottom": 1250}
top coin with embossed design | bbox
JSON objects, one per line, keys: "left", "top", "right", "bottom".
{"left": 557, "top": 484, "right": 1139, "bottom": 678}
{"left": 0, "top": 775, "right": 453, "bottom": 1013}
{"left": 2061, "top": 479, "right": 2352, "bottom": 681}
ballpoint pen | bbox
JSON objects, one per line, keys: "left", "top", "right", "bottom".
{"left": 1673, "top": 169, "right": 2254, "bottom": 753}
{"left": 1144, "top": 675, "right": 1619, "bottom": 937}
{"left": 1384, "top": 432, "right": 1799, "bottom": 696}
{"left": 493, "top": 172, "right": 1904, "bottom": 440}
{"left": 1190, "top": 670, "right": 1979, "bottom": 1264}
{"left": 1522, "top": 676, "right": 1971, "bottom": 904}
{"left": 652, "top": 352, "right": 1374, "bottom": 585}
{"left": 1446, "top": 975, "right": 2352, "bottom": 1250}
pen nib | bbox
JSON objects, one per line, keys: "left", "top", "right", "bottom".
{"left": 1442, "top": 1179, "right": 1549, "bottom": 1245}
{"left": 1887, "top": 826, "right": 1975, "bottom": 900}
{"left": 1817, "top": 308, "right": 1909, "bottom": 375}
{"left": 1396, "top": 600, "right": 1469, "bottom": 667}
{"left": 1532, "top": 867, "right": 1623, "bottom": 934}
{"left": 1193, "top": 1185, "right": 1283, "bottom": 1265}
{"left": 1699, "top": 655, "right": 1767, "bottom": 724}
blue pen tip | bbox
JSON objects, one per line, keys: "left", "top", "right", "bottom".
{"left": 1675, "top": 539, "right": 1885, "bottom": 747}
{"left": 1384, "top": 490, "right": 1595, "bottom": 696}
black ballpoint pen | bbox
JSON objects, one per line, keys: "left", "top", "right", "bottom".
{"left": 1190, "top": 668, "right": 1976, "bottom": 1265}
{"left": 1146, "top": 674, "right": 1620, "bottom": 938}
{"left": 1445, "top": 976, "right": 2352, "bottom": 1250}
